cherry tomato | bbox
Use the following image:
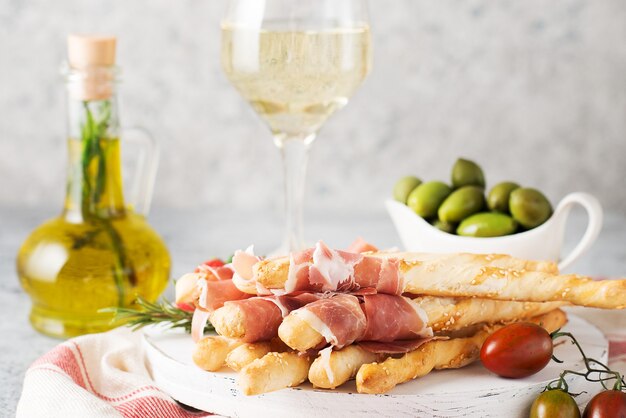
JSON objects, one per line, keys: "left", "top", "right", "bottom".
{"left": 194, "top": 258, "right": 226, "bottom": 273}
{"left": 480, "top": 322, "right": 553, "bottom": 378}
{"left": 196, "top": 258, "right": 225, "bottom": 270}
{"left": 530, "top": 390, "right": 581, "bottom": 418}
{"left": 176, "top": 302, "right": 196, "bottom": 312}
{"left": 583, "top": 390, "right": 626, "bottom": 418}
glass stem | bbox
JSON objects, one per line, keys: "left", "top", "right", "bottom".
{"left": 275, "top": 133, "right": 315, "bottom": 253}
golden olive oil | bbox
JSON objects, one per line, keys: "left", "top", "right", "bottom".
{"left": 17, "top": 138, "right": 170, "bottom": 338}
{"left": 17, "top": 212, "right": 170, "bottom": 337}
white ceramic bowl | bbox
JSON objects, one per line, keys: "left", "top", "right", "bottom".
{"left": 386, "top": 192, "right": 603, "bottom": 270}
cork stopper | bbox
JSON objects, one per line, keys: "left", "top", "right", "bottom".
{"left": 66, "top": 34, "right": 117, "bottom": 100}
{"left": 67, "top": 34, "right": 116, "bottom": 69}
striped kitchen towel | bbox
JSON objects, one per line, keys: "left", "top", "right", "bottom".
{"left": 16, "top": 327, "right": 215, "bottom": 418}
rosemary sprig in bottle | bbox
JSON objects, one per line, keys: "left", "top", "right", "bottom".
{"left": 77, "top": 100, "right": 136, "bottom": 306}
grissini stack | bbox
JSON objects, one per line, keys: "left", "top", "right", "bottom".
{"left": 174, "top": 240, "right": 624, "bottom": 396}
{"left": 194, "top": 308, "right": 568, "bottom": 393}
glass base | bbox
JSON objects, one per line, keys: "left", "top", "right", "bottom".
{"left": 30, "top": 305, "right": 121, "bottom": 339}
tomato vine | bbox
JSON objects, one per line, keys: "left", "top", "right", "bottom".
{"left": 544, "top": 329, "right": 625, "bottom": 396}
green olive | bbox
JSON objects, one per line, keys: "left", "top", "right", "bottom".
{"left": 509, "top": 188, "right": 552, "bottom": 229}
{"left": 487, "top": 182, "right": 520, "bottom": 213}
{"left": 452, "top": 158, "right": 485, "bottom": 189}
{"left": 457, "top": 212, "right": 517, "bottom": 237}
{"left": 407, "top": 181, "right": 452, "bottom": 218}
{"left": 392, "top": 176, "right": 422, "bottom": 204}
{"left": 431, "top": 219, "right": 456, "bottom": 234}
{"left": 438, "top": 186, "right": 486, "bottom": 223}
{"left": 529, "top": 389, "right": 580, "bottom": 418}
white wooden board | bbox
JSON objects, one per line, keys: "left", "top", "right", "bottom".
{"left": 143, "top": 315, "right": 607, "bottom": 418}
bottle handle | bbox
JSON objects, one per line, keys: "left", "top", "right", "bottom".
{"left": 556, "top": 192, "right": 603, "bottom": 271}
{"left": 121, "top": 127, "right": 159, "bottom": 216}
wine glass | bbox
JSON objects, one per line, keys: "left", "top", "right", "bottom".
{"left": 221, "top": 0, "right": 372, "bottom": 253}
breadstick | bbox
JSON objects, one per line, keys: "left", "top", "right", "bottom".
{"left": 211, "top": 294, "right": 320, "bottom": 342}
{"left": 211, "top": 303, "right": 248, "bottom": 339}
{"left": 400, "top": 263, "right": 625, "bottom": 309}
{"left": 226, "top": 342, "right": 272, "bottom": 371}
{"left": 251, "top": 251, "right": 558, "bottom": 291}
{"left": 237, "top": 351, "right": 313, "bottom": 395}
{"left": 250, "top": 250, "right": 624, "bottom": 309}
{"left": 309, "top": 345, "right": 380, "bottom": 389}
{"left": 278, "top": 297, "right": 566, "bottom": 352}
{"left": 278, "top": 313, "right": 325, "bottom": 352}
{"left": 356, "top": 308, "right": 568, "bottom": 394}
{"left": 192, "top": 335, "right": 244, "bottom": 371}
{"left": 226, "top": 339, "right": 289, "bottom": 371}
{"left": 413, "top": 296, "right": 566, "bottom": 332}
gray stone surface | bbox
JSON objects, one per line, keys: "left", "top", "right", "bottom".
{"left": 2, "top": 206, "right": 626, "bottom": 416}
{"left": 1, "top": 0, "right": 625, "bottom": 214}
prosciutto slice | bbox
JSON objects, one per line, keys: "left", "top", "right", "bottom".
{"left": 292, "top": 293, "right": 433, "bottom": 352}
{"left": 197, "top": 279, "right": 250, "bottom": 312}
{"left": 285, "top": 248, "right": 315, "bottom": 294}
{"left": 191, "top": 309, "right": 211, "bottom": 343}
{"left": 176, "top": 262, "right": 245, "bottom": 310}
{"left": 293, "top": 294, "right": 367, "bottom": 349}
{"left": 361, "top": 294, "right": 431, "bottom": 341}
{"left": 180, "top": 262, "right": 252, "bottom": 341}
{"left": 284, "top": 241, "right": 403, "bottom": 295}
{"left": 223, "top": 293, "right": 320, "bottom": 343}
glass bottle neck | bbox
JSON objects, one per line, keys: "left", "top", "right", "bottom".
{"left": 63, "top": 87, "right": 126, "bottom": 222}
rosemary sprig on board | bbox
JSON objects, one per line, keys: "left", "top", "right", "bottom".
{"left": 102, "top": 296, "right": 214, "bottom": 334}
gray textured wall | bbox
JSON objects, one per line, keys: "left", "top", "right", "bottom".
{"left": 1, "top": 0, "right": 625, "bottom": 216}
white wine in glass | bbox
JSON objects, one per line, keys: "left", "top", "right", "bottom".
{"left": 221, "top": 1, "right": 372, "bottom": 252}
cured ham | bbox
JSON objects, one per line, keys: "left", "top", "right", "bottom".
{"left": 281, "top": 241, "right": 403, "bottom": 295}
{"left": 360, "top": 294, "right": 430, "bottom": 342}
{"left": 176, "top": 260, "right": 253, "bottom": 342}
{"left": 191, "top": 309, "right": 211, "bottom": 343}
{"left": 216, "top": 293, "right": 320, "bottom": 343}
{"left": 293, "top": 294, "right": 366, "bottom": 348}
{"left": 291, "top": 293, "right": 432, "bottom": 351}
{"left": 308, "top": 242, "right": 364, "bottom": 291}
{"left": 176, "top": 260, "right": 238, "bottom": 306}
{"left": 222, "top": 299, "right": 282, "bottom": 343}
{"left": 231, "top": 247, "right": 275, "bottom": 295}
{"left": 285, "top": 248, "right": 314, "bottom": 294}
{"left": 188, "top": 278, "right": 251, "bottom": 342}
{"left": 197, "top": 279, "right": 250, "bottom": 312}
{"left": 175, "top": 262, "right": 250, "bottom": 311}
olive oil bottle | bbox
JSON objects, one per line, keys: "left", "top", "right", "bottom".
{"left": 17, "top": 35, "right": 170, "bottom": 338}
